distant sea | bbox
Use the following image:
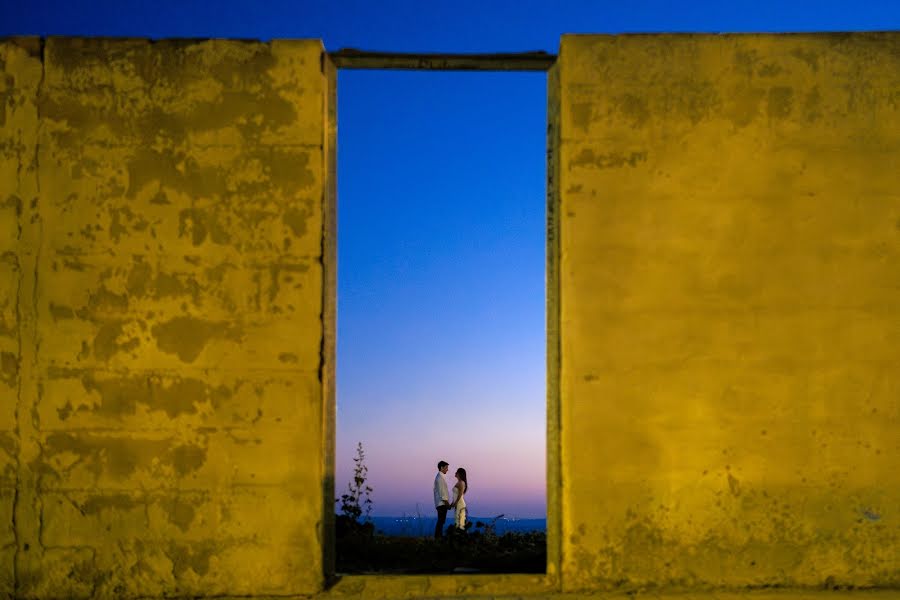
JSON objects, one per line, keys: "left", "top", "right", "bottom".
{"left": 369, "top": 516, "right": 546, "bottom": 537}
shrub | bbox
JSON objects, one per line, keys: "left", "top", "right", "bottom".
{"left": 336, "top": 442, "right": 373, "bottom": 538}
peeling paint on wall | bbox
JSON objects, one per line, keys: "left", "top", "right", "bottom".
{"left": 2, "top": 36, "right": 328, "bottom": 598}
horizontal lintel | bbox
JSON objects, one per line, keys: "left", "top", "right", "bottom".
{"left": 328, "top": 49, "right": 556, "bottom": 71}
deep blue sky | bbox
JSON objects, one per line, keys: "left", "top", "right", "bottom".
{"left": 4, "top": 1, "right": 900, "bottom": 49}
{"left": 337, "top": 69, "right": 547, "bottom": 516}
{"left": 5, "top": 1, "right": 899, "bottom": 517}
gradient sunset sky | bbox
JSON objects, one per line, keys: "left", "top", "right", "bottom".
{"left": 5, "top": 0, "right": 899, "bottom": 518}
{"left": 337, "top": 69, "right": 546, "bottom": 517}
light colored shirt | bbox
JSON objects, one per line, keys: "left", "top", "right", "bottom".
{"left": 433, "top": 472, "right": 449, "bottom": 508}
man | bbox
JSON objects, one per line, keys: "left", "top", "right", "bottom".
{"left": 433, "top": 460, "right": 450, "bottom": 539}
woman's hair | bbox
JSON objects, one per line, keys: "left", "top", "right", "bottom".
{"left": 455, "top": 468, "right": 468, "bottom": 492}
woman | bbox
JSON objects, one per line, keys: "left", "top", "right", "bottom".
{"left": 450, "top": 467, "right": 468, "bottom": 530}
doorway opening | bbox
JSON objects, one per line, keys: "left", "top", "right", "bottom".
{"left": 329, "top": 51, "right": 556, "bottom": 577}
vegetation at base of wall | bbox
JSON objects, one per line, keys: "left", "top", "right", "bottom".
{"left": 336, "top": 442, "right": 373, "bottom": 526}
{"left": 336, "top": 524, "right": 547, "bottom": 574}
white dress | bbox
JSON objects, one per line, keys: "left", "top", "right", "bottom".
{"left": 453, "top": 484, "right": 467, "bottom": 529}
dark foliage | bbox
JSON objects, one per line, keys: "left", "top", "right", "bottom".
{"left": 336, "top": 524, "right": 546, "bottom": 574}
{"left": 336, "top": 442, "right": 373, "bottom": 528}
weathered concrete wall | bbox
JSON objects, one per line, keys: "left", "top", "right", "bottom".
{"left": 1, "top": 37, "right": 331, "bottom": 597}
{"left": 558, "top": 33, "right": 900, "bottom": 592}
{"left": 0, "top": 37, "right": 40, "bottom": 597}
{"left": 1, "top": 31, "right": 899, "bottom": 600}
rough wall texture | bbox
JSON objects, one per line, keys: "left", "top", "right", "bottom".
{"left": 558, "top": 33, "right": 900, "bottom": 592}
{"left": 1, "top": 31, "right": 899, "bottom": 600}
{"left": 1, "top": 37, "right": 330, "bottom": 597}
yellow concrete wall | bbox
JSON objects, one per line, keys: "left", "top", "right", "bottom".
{"left": 1, "top": 37, "right": 331, "bottom": 597}
{"left": 558, "top": 33, "right": 900, "bottom": 592}
{"left": 0, "top": 37, "right": 40, "bottom": 596}
{"left": 2, "top": 31, "right": 899, "bottom": 600}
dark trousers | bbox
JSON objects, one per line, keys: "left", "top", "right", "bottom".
{"left": 434, "top": 505, "right": 449, "bottom": 539}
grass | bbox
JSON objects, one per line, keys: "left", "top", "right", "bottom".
{"left": 335, "top": 518, "right": 546, "bottom": 574}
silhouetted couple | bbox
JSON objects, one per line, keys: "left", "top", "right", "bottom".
{"left": 433, "top": 460, "right": 468, "bottom": 539}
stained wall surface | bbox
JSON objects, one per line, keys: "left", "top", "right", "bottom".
{"left": 1, "top": 31, "right": 899, "bottom": 600}
{"left": 558, "top": 33, "right": 900, "bottom": 592}
{"left": 1, "top": 37, "right": 331, "bottom": 597}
